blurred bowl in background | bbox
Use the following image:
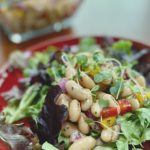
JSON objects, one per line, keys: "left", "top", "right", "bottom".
{"left": 0, "top": 0, "right": 82, "bottom": 43}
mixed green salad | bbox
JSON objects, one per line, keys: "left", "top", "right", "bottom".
{"left": 0, "top": 37, "right": 150, "bottom": 150}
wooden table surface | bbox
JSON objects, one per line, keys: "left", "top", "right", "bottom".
{"left": 1, "top": 0, "right": 150, "bottom": 65}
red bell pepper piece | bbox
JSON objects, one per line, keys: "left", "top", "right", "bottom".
{"left": 101, "top": 107, "right": 118, "bottom": 118}
{"left": 118, "top": 99, "right": 132, "bottom": 115}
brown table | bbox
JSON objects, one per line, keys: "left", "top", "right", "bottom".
{"left": 1, "top": 0, "right": 150, "bottom": 65}
{"left": 0, "top": 28, "right": 73, "bottom": 65}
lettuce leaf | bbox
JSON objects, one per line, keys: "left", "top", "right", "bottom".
{"left": 117, "top": 108, "right": 150, "bottom": 148}
{"left": 116, "top": 136, "right": 129, "bottom": 150}
{"left": 32, "top": 85, "right": 68, "bottom": 145}
{"left": 0, "top": 121, "right": 39, "bottom": 150}
{"left": 42, "top": 142, "right": 59, "bottom": 150}
{"left": 3, "top": 84, "right": 48, "bottom": 124}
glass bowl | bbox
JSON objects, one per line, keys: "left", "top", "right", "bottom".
{"left": 0, "top": 0, "right": 82, "bottom": 43}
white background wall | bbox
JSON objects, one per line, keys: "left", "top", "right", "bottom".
{"left": 73, "top": 0, "right": 150, "bottom": 45}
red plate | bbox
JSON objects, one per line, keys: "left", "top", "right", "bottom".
{"left": 0, "top": 36, "right": 150, "bottom": 149}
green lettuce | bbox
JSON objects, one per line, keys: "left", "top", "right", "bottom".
{"left": 3, "top": 84, "right": 48, "bottom": 124}
{"left": 42, "top": 142, "right": 59, "bottom": 150}
{"left": 116, "top": 108, "right": 150, "bottom": 150}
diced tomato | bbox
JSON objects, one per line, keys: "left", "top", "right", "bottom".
{"left": 101, "top": 107, "right": 118, "bottom": 118}
{"left": 15, "top": 118, "right": 31, "bottom": 127}
{"left": 118, "top": 99, "right": 132, "bottom": 115}
{"left": 0, "top": 96, "right": 7, "bottom": 111}
{"left": 0, "top": 140, "right": 11, "bottom": 150}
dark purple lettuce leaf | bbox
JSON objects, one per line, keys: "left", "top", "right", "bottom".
{"left": 30, "top": 71, "right": 52, "bottom": 85}
{"left": 31, "top": 85, "right": 68, "bottom": 145}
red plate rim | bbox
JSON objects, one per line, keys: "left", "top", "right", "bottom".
{"left": 26, "top": 35, "right": 150, "bottom": 52}
{"left": 0, "top": 35, "right": 150, "bottom": 149}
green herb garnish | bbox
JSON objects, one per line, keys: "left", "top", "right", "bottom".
{"left": 112, "top": 40, "right": 133, "bottom": 55}
{"left": 94, "top": 71, "right": 112, "bottom": 83}
{"left": 99, "top": 99, "right": 110, "bottom": 108}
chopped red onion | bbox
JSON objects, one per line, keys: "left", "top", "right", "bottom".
{"left": 70, "top": 131, "right": 83, "bottom": 143}
{"left": 58, "top": 78, "right": 68, "bottom": 92}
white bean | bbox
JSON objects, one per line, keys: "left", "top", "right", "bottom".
{"left": 121, "top": 87, "right": 132, "bottom": 98}
{"left": 135, "top": 75, "right": 146, "bottom": 87}
{"left": 69, "top": 136, "right": 96, "bottom": 150}
{"left": 128, "top": 99, "right": 140, "bottom": 110}
{"left": 111, "top": 125, "right": 120, "bottom": 142}
{"left": 56, "top": 94, "right": 71, "bottom": 108}
{"left": 91, "top": 102, "right": 103, "bottom": 117}
{"left": 69, "top": 99, "right": 81, "bottom": 122}
{"left": 61, "top": 122, "right": 78, "bottom": 137}
{"left": 65, "top": 80, "right": 87, "bottom": 101}
{"left": 96, "top": 139, "right": 104, "bottom": 146}
{"left": 79, "top": 72, "right": 95, "bottom": 89}
{"left": 101, "top": 125, "right": 120, "bottom": 142}
{"left": 101, "top": 128, "right": 112, "bottom": 143}
{"left": 78, "top": 113, "right": 90, "bottom": 134}
{"left": 65, "top": 66, "right": 76, "bottom": 79}
{"left": 81, "top": 89, "right": 93, "bottom": 111}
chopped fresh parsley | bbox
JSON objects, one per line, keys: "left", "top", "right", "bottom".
{"left": 94, "top": 71, "right": 112, "bottom": 83}
{"left": 112, "top": 40, "right": 133, "bottom": 55}
{"left": 93, "top": 52, "right": 105, "bottom": 64}
{"left": 110, "top": 78, "right": 124, "bottom": 99}
{"left": 99, "top": 99, "right": 110, "bottom": 108}
{"left": 85, "top": 118, "right": 94, "bottom": 125}
{"left": 90, "top": 130, "right": 100, "bottom": 138}
{"left": 91, "top": 85, "right": 100, "bottom": 95}
{"left": 58, "top": 133, "right": 70, "bottom": 149}
{"left": 42, "top": 142, "right": 59, "bottom": 150}
{"left": 79, "top": 37, "right": 97, "bottom": 52}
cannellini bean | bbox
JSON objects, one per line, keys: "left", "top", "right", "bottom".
{"left": 101, "top": 128, "right": 112, "bottom": 143}
{"left": 78, "top": 113, "right": 90, "bottom": 134}
{"left": 79, "top": 72, "right": 95, "bottom": 89}
{"left": 65, "top": 66, "right": 76, "bottom": 79}
{"left": 128, "top": 99, "right": 140, "bottom": 110}
{"left": 135, "top": 75, "right": 146, "bottom": 87}
{"left": 69, "top": 100, "right": 81, "bottom": 122}
{"left": 81, "top": 89, "right": 93, "bottom": 111}
{"left": 65, "top": 80, "right": 87, "bottom": 101}
{"left": 91, "top": 102, "right": 103, "bottom": 117}
{"left": 56, "top": 94, "right": 71, "bottom": 107}
{"left": 61, "top": 122, "right": 78, "bottom": 137}
{"left": 111, "top": 125, "right": 120, "bottom": 142}
{"left": 101, "top": 125, "right": 120, "bottom": 143}
{"left": 97, "top": 91, "right": 106, "bottom": 98}
{"left": 69, "top": 136, "right": 96, "bottom": 150}
{"left": 121, "top": 87, "right": 132, "bottom": 98}
{"left": 97, "top": 92, "right": 120, "bottom": 113}
{"left": 96, "top": 138, "right": 104, "bottom": 146}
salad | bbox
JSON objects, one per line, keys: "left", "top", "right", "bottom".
{"left": 0, "top": 37, "right": 150, "bottom": 150}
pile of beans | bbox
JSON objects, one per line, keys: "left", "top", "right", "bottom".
{"left": 54, "top": 62, "right": 147, "bottom": 150}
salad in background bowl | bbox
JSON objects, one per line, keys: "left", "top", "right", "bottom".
{"left": 0, "top": 36, "right": 150, "bottom": 150}
{"left": 0, "top": 0, "right": 82, "bottom": 43}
